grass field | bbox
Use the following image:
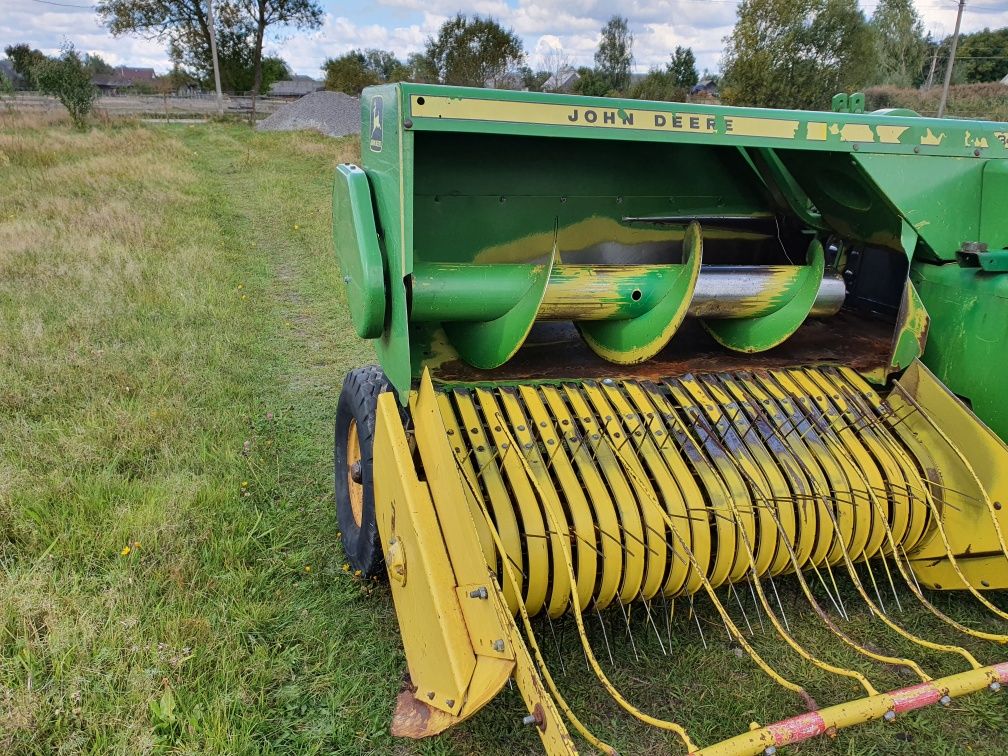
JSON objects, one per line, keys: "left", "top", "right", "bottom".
{"left": 1, "top": 112, "right": 1006, "bottom": 755}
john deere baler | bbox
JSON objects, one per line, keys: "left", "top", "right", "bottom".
{"left": 330, "top": 84, "right": 1008, "bottom": 755}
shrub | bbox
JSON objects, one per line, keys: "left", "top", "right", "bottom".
{"left": 32, "top": 44, "right": 97, "bottom": 129}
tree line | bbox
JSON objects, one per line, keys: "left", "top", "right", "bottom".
{"left": 4, "top": 0, "right": 1008, "bottom": 124}
{"left": 323, "top": 0, "right": 1008, "bottom": 110}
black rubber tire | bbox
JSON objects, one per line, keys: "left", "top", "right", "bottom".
{"left": 334, "top": 365, "right": 393, "bottom": 578}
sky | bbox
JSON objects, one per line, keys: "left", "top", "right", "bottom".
{"left": 4, "top": 0, "right": 1008, "bottom": 78}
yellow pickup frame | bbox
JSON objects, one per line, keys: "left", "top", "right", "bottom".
{"left": 373, "top": 374, "right": 576, "bottom": 752}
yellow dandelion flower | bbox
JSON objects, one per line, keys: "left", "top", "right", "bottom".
{"left": 134, "top": 541, "right": 141, "bottom": 549}
{"left": 294, "top": 224, "right": 300, "bottom": 230}
{"left": 120, "top": 546, "right": 131, "bottom": 557}
{"left": 241, "top": 294, "right": 247, "bottom": 301}
{"left": 304, "top": 565, "right": 311, "bottom": 573}
{"left": 241, "top": 481, "right": 248, "bottom": 488}
{"left": 237, "top": 283, "right": 243, "bottom": 290}
{"left": 354, "top": 570, "right": 361, "bottom": 577}
{"left": 342, "top": 563, "right": 350, "bottom": 572}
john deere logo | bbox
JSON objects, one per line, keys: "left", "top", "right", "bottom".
{"left": 369, "top": 97, "right": 383, "bottom": 152}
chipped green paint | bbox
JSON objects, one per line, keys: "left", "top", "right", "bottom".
{"left": 332, "top": 83, "right": 1008, "bottom": 402}
{"left": 577, "top": 221, "right": 703, "bottom": 364}
{"left": 912, "top": 261, "right": 1008, "bottom": 442}
{"left": 702, "top": 238, "right": 825, "bottom": 353}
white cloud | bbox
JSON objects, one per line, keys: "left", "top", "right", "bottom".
{"left": 2, "top": 0, "right": 1007, "bottom": 78}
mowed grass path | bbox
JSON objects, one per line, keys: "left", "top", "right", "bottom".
{"left": 0, "top": 115, "right": 510, "bottom": 754}
{"left": 1, "top": 115, "right": 1006, "bottom": 756}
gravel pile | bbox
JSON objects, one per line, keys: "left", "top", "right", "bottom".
{"left": 256, "top": 91, "right": 360, "bottom": 138}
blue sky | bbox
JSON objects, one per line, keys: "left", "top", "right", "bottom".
{"left": 4, "top": 0, "right": 1008, "bottom": 78}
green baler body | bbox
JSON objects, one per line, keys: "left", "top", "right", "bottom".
{"left": 334, "top": 83, "right": 1008, "bottom": 439}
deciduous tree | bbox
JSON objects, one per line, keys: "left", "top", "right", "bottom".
{"left": 954, "top": 27, "right": 1008, "bottom": 83}
{"left": 871, "top": 0, "right": 928, "bottom": 87}
{"left": 4, "top": 43, "right": 47, "bottom": 84}
{"left": 33, "top": 44, "right": 97, "bottom": 129}
{"left": 423, "top": 14, "right": 524, "bottom": 87}
{"left": 238, "top": 0, "right": 321, "bottom": 114}
{"left": 322, "top": 49, "right": 409, "bottom": 94}
{"left": 98, "top": 0, "right": 217, "bottom": 84}
{"left": 594, "top": 15, "right": 633, "bottom": 93}
{"left": 628, "top": 46, "right": 698, "bottom": 102}
{"left": 721, "top": 0, "right": 875, "bottom": 109}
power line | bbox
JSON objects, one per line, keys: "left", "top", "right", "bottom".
{"left": 26, "top": 0, "right": 96, "bottom": 8}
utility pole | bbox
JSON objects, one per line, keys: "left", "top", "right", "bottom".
{"left": 924, "top": 42, "right": 939, "bottom": 90}
{"left": 207, "top": 0, "right": 224, "bottom": 117}
{"left": 937, "top": 0, "right": 965, "bottom": 118}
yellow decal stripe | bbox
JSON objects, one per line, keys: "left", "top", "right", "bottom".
{"left": 410, "top": 95, "right": 804, "bottom": 140}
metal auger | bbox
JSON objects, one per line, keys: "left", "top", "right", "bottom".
{"left": 329, "top": 83, "right": 1008, "bottom": 754}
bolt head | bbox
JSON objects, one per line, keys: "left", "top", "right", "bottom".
{"left": 991, "top": 681, "right": 1002, "bottom": 692}
{"left": 764, "top": 747, "right": 777, "bottom": 756}
{"left": 939, "top": 695, "right": 952, "bottom": 706}
{"left": 883, "top": 709, "right": 896, "bottom": 721}
{"left": 469, "top": 586, "right": 488, "bottom": 600}
{"left": 492, "top": 639, "right": 505, "bottom": 652}
{"left": 522, "top": 714, "right": 537, "bottom": 726}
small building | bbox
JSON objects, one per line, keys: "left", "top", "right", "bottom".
{"left": 690, "top": 79, "right": 719, "bottom": 98}
{"left": 542, "top": 66, "right": 580, "bottom": 93}
{"left": 268, "top": 76, "right": 324, "bottom": 98}
{"left": 92, "top": 66, "right": 156, "bottom": 95}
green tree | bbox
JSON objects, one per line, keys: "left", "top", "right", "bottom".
{"left": 573, "top": 66, "right": 611, "bottom": 97}
{"left": 238, "top": 0, "right": 321, "bottom": 113}
{"left": 518, "top": 65, "right": 549, "bottom": 91}
{"left": 99, "top": 0, "right": 219, "bottom": 84}
{"left": 4, "top": 43, "right": 47, "bottom": 84}
{"left": 721, "top": 0, "right": 875, "bottom": 109}
{"left": 364, "top": 49, "right": 409, "bottom": 83}
{"left": 99, "top": 0, "right": 314, "bottom": 101}
{"left": 668, "top": 46, "right": 699, "bottom": 89}
{"left": 870, "top": 0, "right": 928, "bottom": 87}
{"left": 323, "top": 51, "right": 376, "bottom": 94}
{"left": 406, "top": 52, "right": 437, "bottom": 83}
{"left": 32, "top": 44, "right": 97, "bottom": 129}
{"left": 84, "top": 53, "right": 115, "bottom": 75}
{"left": 594, "top": 15, "right": 633, "bottom": 93}
{"left": 628, "top": 47, "right": 698, "bottom": 102}
{"left": 259, "top": 56, "right": 289, "bottom": 89}
{"left": 322, "top": 49, "right": 409, "bottom": 94}
{"left": 954, "top": 28, "right": 1008, "bottom": 83}
{"left": 424, "top": 14, "right": 524, "bottom": 87}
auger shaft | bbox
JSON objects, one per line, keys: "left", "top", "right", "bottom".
{"left": 410, "top": 263, "right": 845, "bottom": 322}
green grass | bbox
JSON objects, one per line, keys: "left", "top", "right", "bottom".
{"left": 0, "top": 112, "right": 1005, "bottom": 755}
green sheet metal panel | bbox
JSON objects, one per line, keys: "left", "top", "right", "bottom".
{"left": 332, "top": 164, "right": 385, "bottom": 338}
{"left": 911, "top": 260, "right": 1008, "bottom": 442}
{"left": 344, "top": 83, "right": 1008, "bottom": 401}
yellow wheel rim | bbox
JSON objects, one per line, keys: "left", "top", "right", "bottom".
{"left": 347, "top": 419, "right": 364, "bottom": 527}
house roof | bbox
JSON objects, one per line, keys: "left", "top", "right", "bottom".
{"left": 92, "top": 66, "right": 157, "bottom": 88}
{"left": 269, "top": 77, "right": 324, "bottom": 96}
{"left": 542, "top": 66, "right": 579, "bottom": 92}
{"left": 114, "top": 66, "right": 155, "bottom": 82}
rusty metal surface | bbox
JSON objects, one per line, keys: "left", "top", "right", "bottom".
{"left": 390, "top": 679, "right": 460, "bottom": 739}
{"left": 433, "top": 312, "right": 893, "bottom": 384}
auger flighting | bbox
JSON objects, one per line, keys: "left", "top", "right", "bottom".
{"left": 330, "top": 83, "right": 1008, "bottom": 755}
